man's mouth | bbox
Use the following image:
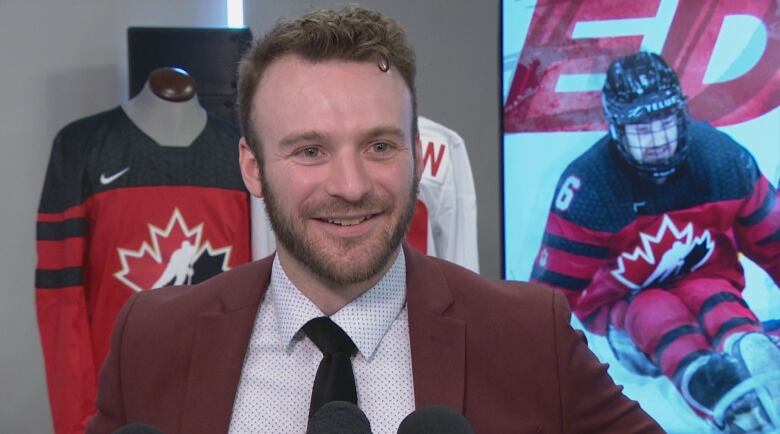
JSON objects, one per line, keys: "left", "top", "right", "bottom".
{"left": 320, "top": 215, "right": 375, "bottom": 226}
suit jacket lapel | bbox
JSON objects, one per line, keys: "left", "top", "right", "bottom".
{"left": 179, "top": 257, "right": 273, "bottom": 434}
{"left": 177, "top": 246, "right": 467, "bottom": 430}
{"left": 404, "top": 245, "right": 466, "bottom": 412}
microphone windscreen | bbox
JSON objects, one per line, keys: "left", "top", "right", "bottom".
{"left": 397, "top": 405, "right": 474, "bottom": 434}
{"left": 112, "top": 423, "right": 165, "bottom": 434}
{"left": 306, "top": 401, "right": 372, "bottom": 434}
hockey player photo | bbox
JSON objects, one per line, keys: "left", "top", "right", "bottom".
{"left": 502, "top": 1, "right": 780, "bottom": 432}
{"left": 531, "top": 52, "right": 780, "bottom": 433}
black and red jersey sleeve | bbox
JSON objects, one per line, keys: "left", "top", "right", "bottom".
{"left": 531, "top": 208, "right": 632, "bottom": 335}
{"left": 531, "top": 213, "right": 610, "bottom": 308}
{"left": 530, "top": 137, "right": 633, "bottom": 333}
{"left": 36, "top": 117, "right": 100, "bottom": 434}
{"left": 732, "top": 150, "right": 780, "bottom": 284}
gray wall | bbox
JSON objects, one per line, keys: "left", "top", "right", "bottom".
{"left": 0, "top": 1, "right": 501, "bottom": 431}
{"left": 0, "top": 1, "right": 231, "bottom": 432}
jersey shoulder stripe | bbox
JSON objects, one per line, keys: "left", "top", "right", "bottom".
{"left": 737, "top": 184, "right": 776, "bottom": 226}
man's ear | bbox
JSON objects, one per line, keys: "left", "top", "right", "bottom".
{"left": 414, "top": 133, "right": 423, "bottom": 182}
{"left": 239, "top": 137, "right": 263, "bottom": 197}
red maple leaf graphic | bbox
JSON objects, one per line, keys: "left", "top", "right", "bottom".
{"left": 114, "top": 209, "right": 203, "bottom": 292}
{"left": 611, "top": 214, "right": 714, "bottom": 291}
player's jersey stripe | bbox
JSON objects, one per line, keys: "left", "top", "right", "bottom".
{"left": 37, "top": 204, "right": 86, "bottom": 223}
{"left": 711, "top": 317, "right": 758, "bottom": 347}
{"left": 541, "top": 232, "right": 609, "bottom": 258}
{"left": 37, "top": 219, "right": 87, "bottom": 240}
{"left": 737, "top": 185, "right": 776, "bottom": 226}
{"left": 653, "top": 324, "right": 705, "bottom": 362}
{"left": 696, "top": 292, "right": 748, "bottom": 325}
{"left": 545, "top": 213, "right": 615, "bottom": 245}
{"left": 531, "top": 265, "right": 590, "bottom": 290}
{"left": 35, "top": 267, "right": 83, "bottom": 289}
{"left": 535, "top": 247, "right": 603, "bottom": 281}
{"left": 36, "top": 239, "right": 86, "bottom": 270}
{"left": 757, "top": 227, "right": 780, "bottom": 245}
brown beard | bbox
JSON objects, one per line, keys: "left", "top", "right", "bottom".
{"left": 261, "top": 173, "right": 419, "bottom": 285}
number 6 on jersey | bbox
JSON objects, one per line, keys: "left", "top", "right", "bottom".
{"left": 555, "top": 175, "right": 581, "bottom": 211}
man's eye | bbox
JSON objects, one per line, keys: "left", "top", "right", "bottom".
{"left": 371, "top": 142, "right": 390, "bottom": 152}
{"left": 300, "top": 147, "right": 320, "bottom": 158}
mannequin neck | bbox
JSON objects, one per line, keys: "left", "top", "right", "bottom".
{"left": 121, "top": 82, "right": 207, "bottom": 147}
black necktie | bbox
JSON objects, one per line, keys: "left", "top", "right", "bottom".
{"left": 303, "top": 317, "right": 358, "bottom": 418}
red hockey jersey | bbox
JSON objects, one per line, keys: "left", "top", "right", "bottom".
{"left": 35, "top": 108, "right": 251, "bottom": 434}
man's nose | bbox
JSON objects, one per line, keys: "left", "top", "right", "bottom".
{"left": 325, "top": 151, "right": 372, "bottom": 202}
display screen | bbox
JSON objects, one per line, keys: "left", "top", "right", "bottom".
{"left": 502, "top": 1, "right": 780, "bottom": 431}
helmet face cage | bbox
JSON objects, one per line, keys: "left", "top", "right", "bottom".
{"left": 610, "top": 108, "right": 688, "bottom": 178}
{"left": 602, "top": 52, "right": 689, "bottom": 179}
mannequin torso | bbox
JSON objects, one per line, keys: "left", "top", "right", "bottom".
{"left": 121, "top": 67, "right": 207, "bottom": 147}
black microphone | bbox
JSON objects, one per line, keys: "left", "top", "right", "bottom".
{"left": 306, "top": 401, "right": 373, "bottom": 434}
{"left": 111, "top": 423, "right": 165, "bottom": 434}
{"left": 397, "top": 405, "right": 474, "bottom": 434}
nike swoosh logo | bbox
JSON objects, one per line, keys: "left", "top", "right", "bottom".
{"left": 100, "top": 167, "right": 130, "bottom": 185}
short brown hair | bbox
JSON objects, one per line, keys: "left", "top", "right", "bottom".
{"left": 237, "top": 6, "right": 418, "bottom": 162}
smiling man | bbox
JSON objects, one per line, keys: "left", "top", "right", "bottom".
{"left": 87, "top": 7, "right": 661, "bottom": 434}
{"left": 242, "top": 54, "right": 419, "bottom": 313}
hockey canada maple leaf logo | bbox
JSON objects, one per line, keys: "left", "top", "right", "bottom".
{"left": 611, "top": 215, "right": 715, "bottom": 291}
{"left": 114, "top": 208, "right": 233, "bottom": 292}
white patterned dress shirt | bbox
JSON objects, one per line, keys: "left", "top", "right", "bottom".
{"left": 228, "top": 249, "right": 415, "bottom": 433}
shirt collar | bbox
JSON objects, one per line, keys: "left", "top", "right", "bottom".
{"left": 270, "top": 249, "right": 407, "bottom": 360}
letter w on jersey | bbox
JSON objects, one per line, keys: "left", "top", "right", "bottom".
{"left": 422, "top": 139, "right": 450, "bottom": 183}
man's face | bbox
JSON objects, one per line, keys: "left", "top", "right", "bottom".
{"left": 240, "top": 55, "right": 420, "bottom": 285}
{"left": 623, "top": 114, "right": 679, "bottom": 165}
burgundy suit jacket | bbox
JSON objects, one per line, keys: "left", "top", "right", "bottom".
{"left": 87, "top": 245, "right": 662, "bottom": 433}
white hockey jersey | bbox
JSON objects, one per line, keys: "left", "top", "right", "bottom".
{"left": 251, "top": 116, "right": 479, "bottom": 272}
